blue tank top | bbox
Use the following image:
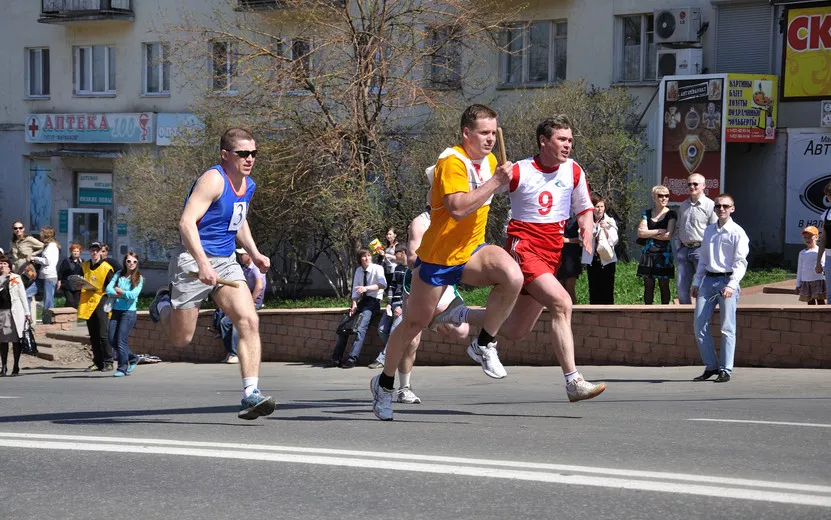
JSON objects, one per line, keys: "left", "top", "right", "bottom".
{"left": 184, "top": 164, "right": 256, "bottom": 257}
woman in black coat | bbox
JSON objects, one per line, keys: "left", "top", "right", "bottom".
{"left": 57, "top": 243, "right": 84, "bottom": 308}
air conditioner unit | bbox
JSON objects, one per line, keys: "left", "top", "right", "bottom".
{"left": 653, "top": 8, "right": 701, "bottom": 44}
{"left": 656, "top": 48, "right": 703, "bottom": 79}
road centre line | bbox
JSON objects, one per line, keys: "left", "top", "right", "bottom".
{"left": 689, "top": 418, "right": 831, "bottom": 428}
{"left": 0, "top": 432, "right": 829, "bottom": 506}
{"left": 0, "top": 396, "right": 20, "bottom": 399}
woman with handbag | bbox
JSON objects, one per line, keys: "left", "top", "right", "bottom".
{"left": 582, "top": 193, "right": 619, "bottom": 304}
{"left": 58, "top": 243, "right": 84, "bottom": 309}
{"left": 637, "top": 185, "right": 677, "bottom": 305}
{"left": 9, "top": 221, "right": 43, "bottom": 320}
{"left": 105, "top": 252, "right": 144, "bottom": 377}
{"left": 0, "top": 254, "right": 31, "bottom": 376}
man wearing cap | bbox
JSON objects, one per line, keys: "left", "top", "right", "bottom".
{"left": 674, "top": 173, "right": 717, "bottom": 304}
{"left": 218, "top": 248, "right": 266, "bottom": 363}
{"left": 691, "top": 194, "right": 749, "bottom": 383}
{"left": 78, "top": 242, "right": 115, "bottom": 372}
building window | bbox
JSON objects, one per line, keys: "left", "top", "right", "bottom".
{"left": 273, "top": 38, "right": 312, "bottom": 93}
{"left": 211, "top": 40, "right": 238, "bottom": 94}
{"left": 615, "top": 14, "right": 656, "bottom": 83}
{"left": 74, "top": 45, "right": 116, "bottom": 95}
{"left": 499, "top": 21, "right": 567, "bottom": 87}
{"left": 25, "top": 48, "right": 50, "bottom": 98}
{"left": 143, "top": 42, "right": 170, "bottom": 95}
{"left": 427, "top": 27, "right": 461, "bottom": 89}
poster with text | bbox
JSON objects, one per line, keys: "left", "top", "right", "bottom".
{"left": 785, "top": 129, "right": 831, "bottom": 243}
{"left": 658, "top": 75, "right": 726, "bottom": 203}
{"left": 726, "top": 73, "right": 778, "bottom": 143}
{"left": 782, "top": 5, "right": 831, "bottom": 100}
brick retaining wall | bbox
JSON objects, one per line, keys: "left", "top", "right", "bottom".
{"left": 125, "top": 305, "right": 831, "bottom": 369}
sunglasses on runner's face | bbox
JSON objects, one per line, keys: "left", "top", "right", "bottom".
{"left": 225, "top": 149, "right": 257, "bottom": 159}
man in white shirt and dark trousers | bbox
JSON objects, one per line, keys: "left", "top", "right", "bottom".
{"left": 691, "top": 194, "right": 750, "bottom": 383}
{"left": 327, "top": 248, "right": 387, "bottom": 368}
{"left": 675, "top": 173, "right": 717, "bottom": 304}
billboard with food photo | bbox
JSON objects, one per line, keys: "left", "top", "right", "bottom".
{"left": 782, "top": 4, "right": 831, "bottom": 100}
{"left": 657, "top": 75, "right": 727, "bottom": 204}
{"left": 725, "top": 74, "right": 778, "bottom": 143}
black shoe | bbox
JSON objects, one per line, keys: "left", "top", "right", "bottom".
{"left": 84, "top": 364, "right": 101, "bottom": 372}
{"left": 322, "top": 359, "right": 340, "bottom": 368}
{"left": 340, "top": 358, "right": 356, "bottom": 369}
{"left": 11, "top": 366, "right": 19, "bottom": 376}
{"left": 714, "top": 370, "right": 731, "bottom": 383}
{"left": 102, "top": 363, "right": 114, "bottom": 372}
{"left": 693, "top": 369, "right": 719, "bottom": 381}
{"left": 0, "top": 365, "right": 6, "bottom": 377}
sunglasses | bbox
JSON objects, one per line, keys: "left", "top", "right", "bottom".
{"left": 714, "top": 204, "right": 732, "bottom": 209}
{"left": 125, "top": 259, "right": 138, "bottom": 265}
{"left": 656, "top": 194, "right": 670, "bottom": 199}
{"left": 13, "top": 226, "right": 23, "bottom": 230}
{"left": 687, "top": 182, "right": 700, "bottom": 187}
{"left": 225, "top": 149, "right": 257, "bottom": 159}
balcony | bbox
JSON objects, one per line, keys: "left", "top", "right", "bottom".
{"left": 235, "top": 0, "right": 345, "bottom": 11}
{"left": 39, "top": 0, "right": 134, "bottom": 24}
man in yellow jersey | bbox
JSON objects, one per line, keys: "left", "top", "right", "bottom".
{"left": 370, "top": 104, "right": 523, "bottom": 421}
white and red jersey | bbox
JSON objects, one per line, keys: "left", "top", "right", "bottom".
{"left": 506, "top": 156, "right": 593, "bottom": 250}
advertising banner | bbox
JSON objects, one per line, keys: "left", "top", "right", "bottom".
{"left": 782, "top": 5, "right": 831, "bottom": 100}
{"left": 24, "top": 113, "right": 154, "bottom": 143}
{"left": 725, "top": 73, "right": 778, "bottom": 143}
{"left": 156, "top": 113, "right": 204, "bottom": 146}
{"left": 785, "top": 129, "right": 831, "bottom": 243}
{"left": 77, "top": 173, "right": 113, "bottom": 206}
{"left": 658, "top": 75, "right": 726, "bottom": 203}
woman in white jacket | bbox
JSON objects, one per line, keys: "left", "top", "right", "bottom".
{"left": 581, "top": 193, "right": 619, "bottom": 304}
{"left": 0, "top": 254, "right": 31, "bottom": 376}
{"left": 32, "top": 226, "right": 60, "bottom": 316}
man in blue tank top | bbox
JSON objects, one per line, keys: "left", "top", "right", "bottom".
{"left": 149, "top": 127, "right": 277, "bottom": 420}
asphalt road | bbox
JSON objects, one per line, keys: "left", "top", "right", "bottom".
{"left": 0, "top": 362, "right": 829, "bottom": 520}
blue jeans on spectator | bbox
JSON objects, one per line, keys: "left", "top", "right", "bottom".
{"left": 693, "top": 276, "right": 739, "bottom": 375}
{"left": 331, "top": 300, "right": 380, "bottom": 364}
{"left": 220, "top": 303, "right": 263, "bottom": 356}
{"left": 374, "top": 310, "right": 403, "bottom": 366}
{"left": 107, "top": 310, "right": 138, "bottom": 374}
{"left": 25, "top": 282, "right": 37, "bottom": 299}
{"left": 41, "top": 278, "right": 57, "bottom": 312}
{"left": 675, "top": 245, "right": 700, "bottom": 305}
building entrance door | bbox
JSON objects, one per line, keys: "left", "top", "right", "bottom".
{"left": 67, "top": 208, "right": 104, "bottom": 252}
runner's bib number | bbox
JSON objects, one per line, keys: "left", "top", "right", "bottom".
{"left": 228, "top": 202, "right": 248, "bottom": 231}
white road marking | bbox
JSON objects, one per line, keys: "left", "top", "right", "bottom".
{"left": 0, "top": 396, "right": 20, "bottom": 399}
{"left": 0, "top": 432, "right": 829, "bottom": 507}
{"left": 689, "top": 418, "right": 831, "bottom": 429}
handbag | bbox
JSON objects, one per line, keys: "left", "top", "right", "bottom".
{"left": 21, "top": 318, "right": 38, "bottom": 356}
{"left": 596, "top": 229, "right": 615, "bottom": 263}
{"left": 336, "top": 312, "right": 360, "bottom": 336}
{"left": 102, "top": 275, "right": 118, "bottom": 313}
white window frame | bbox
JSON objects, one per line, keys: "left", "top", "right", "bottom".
{"left": 614, "top": 14, "right": 657, "bottom": 84}
{"left": 73, "top": 45, "right": 116, "bottom": 96}
{"left": 426, "top": 26, "right": 461, "bottom": 90}
{"left": 498, "top": 20, "right": 567, "bottom": 87}
{"left": 211, "top": 40, "right": 238, "bottom": 95}
{"left": 25, "top": 47, "right": 50, "bottom": 99}
{"left": 142, "top": 42, "right": 170, "bottom": 96}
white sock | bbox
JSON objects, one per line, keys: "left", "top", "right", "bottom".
{"left": 398, "top": 371, "right": 411, "bottom": 389}
{"left": 243, "top": 377, "right": 259, "bottom": 398}
{"left": 564, "top": 370, "right": 580, "bottom": 384}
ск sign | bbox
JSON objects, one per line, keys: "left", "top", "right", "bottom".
{"left": 782, "top": 5, "right": 831, "bottom": 100}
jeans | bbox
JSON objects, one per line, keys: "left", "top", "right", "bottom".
{"left": 107, "top": 310, "right": 138, "bottom": 373}
{"left": 219, "top": 303, "right": 263, "bottom": 356}
{"left": 675, "top": 245, "right": 700, "bottom": 305}
{"left": 25, "top": 282, "right": 37, "bottom": 299}
{"left": 694, "top": 276, "right": 740, "bottom": 374}
{"left": 41, "top": 278, "right": 57, "bottom": 312}
{"left": 374, "top": 311, "right": 402, "bottom": 365}
{"left": 331, "top": 301, "right": 379, "bottom": 363}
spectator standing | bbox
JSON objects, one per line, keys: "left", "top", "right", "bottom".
{"left": 78, "top": 242, "right": 115, "bottom": 372}
{"left": 582, "top": 193, "right": 619, "bottom": 304}
{"left": 691, "top": 194, "right": 749, "bottom": 383}
{"left": 100, "top": 244, "right": 122, "bottom": 273}
{"left": 557, "top": 217, "right": 582, "bottom": 304}
{"left": 9, "top": 221, "right": 43, "bottom": 319}
{"left": 327, "top": 248, "right": 386, "bottom": 369}
{"left": 375, "top": 245, "right": 408, "bottom": 358}
{"left": 31, "top": 226, "right": 60, "bottom": 315}
{"left": 58, "top": 243, "right": 84, "bottom": 309}
{"left": 0, "top": 254, "right": 30, "bottom": 377}
{"left": 816, "top": 182, "right": 831, "bottom": 292}
{"left": 674, "top": 173, "right": 717, "bottom": 304}
{"left": 105, "top": 252, "right": 144, "bottom": 376}
{"left": 380, "top": 228, "right": 399, "bottom": 287}
{"left": 637, "top": 185, "right": 677, "bottom": 305}
{"left": 219, "top": 248, "right": 267, "bottom": 364}
{"left": 796, "top": 226, "right": 826, "bottom": 305}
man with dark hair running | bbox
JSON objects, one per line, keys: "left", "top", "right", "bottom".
{"left": 150, "top": 127, "right": 277, "bottom": 420}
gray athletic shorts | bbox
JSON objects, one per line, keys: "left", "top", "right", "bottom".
{"left": 168, "top": 246, "right": 245, "bottom": 310}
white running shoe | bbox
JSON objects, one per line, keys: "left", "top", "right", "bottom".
{"left": 427, "top": 296, "right": 465, "bottom": 331}
{"left": 396, "top": 386, "right": 422, "bottom": 404}
{"left": 566, "top": 378, "right": 606, "bottom": 402}
{"left": 370, "top": 374, "right": 394, "bottom": 420}
{"left": 222, "top": 354, "right": 239, "bottom": 364}
{"left": 466, "top": 340, "right": 507, "bottom": 379}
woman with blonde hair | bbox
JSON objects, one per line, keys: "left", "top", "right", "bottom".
{"left": 9, "top": 221, "right": 43, "bottom": 320}
{"left": 31, "top": 226, "right": 60, "bottom": 315}
{"left": 637, "top": 185, "right": 677, "bottom": 304}
{"left": 0, "top": 254, "right": 30, "bottom": 376}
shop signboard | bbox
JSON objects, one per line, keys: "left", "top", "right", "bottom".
{"left": 156, "top": 113, "right": 204, "bottom": 146}
{"left": 786, "top": 128, "right": 831, "bottom": 243}
{"left": 781, "top": 5, "right": 831, "bottom": 100}
{"left": 725, "top": 73, "right": 778, "bottom": 143}
{"left": 77, "top": 173, "right": 113, "bottom": 206}
{"left": 24, "top": 113, "right": 154, "bottom": 143}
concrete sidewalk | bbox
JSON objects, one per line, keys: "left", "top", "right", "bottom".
{"left": 740, "top": 278, "right": 801, "bottom": 305}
